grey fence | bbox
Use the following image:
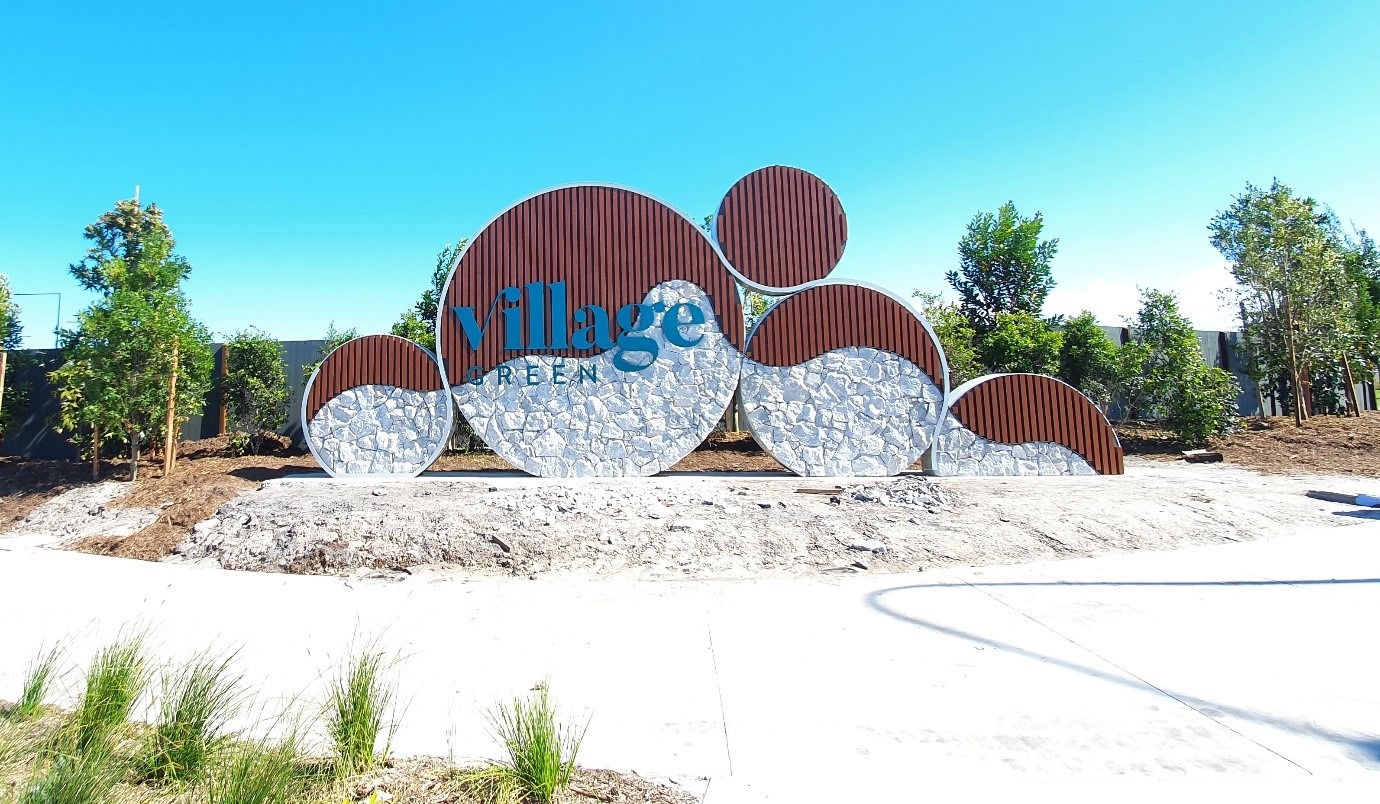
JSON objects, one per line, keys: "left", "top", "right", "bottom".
{"left": 2, "top": 331, "right": 1375, "bottom": 460}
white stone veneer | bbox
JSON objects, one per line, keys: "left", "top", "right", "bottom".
{"left": 739, "top": 348, "right": 944, "bottom": 476}
{"left": 450, "top": 280, "right": 741, "bottom": 477}
{"left": 305, "top": 385, "right": 452, "bottom": 477}
{"left": 931, "top": 414, "right": 1098, "bottom": 476}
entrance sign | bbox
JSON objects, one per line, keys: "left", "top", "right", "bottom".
{"left": 300, "top": 167, "right": 1125, "bottom": 479}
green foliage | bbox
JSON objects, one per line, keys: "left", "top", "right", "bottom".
{"left": 142, "top": 651, "right": 245, "bottom": 784}
{"left": 1119, "top": 289, "right": 1238, "bottom": 445}
{"left": 391, "top": 239, "right": 466, "bottom": 352}
{"left": 19, "top": 741, "right": 124, "bottom": 804}
{"left": 225, "top": 329, "right": 290, "bottom": 456}
{"left": 1210, "top": 180, "right": 1357, "bottom": 420}
{"left": 0, "top": 273, "right": 21, "bottom": 350}
{"left": 71, "top": 637, "right": 148, "bottom": 755}
{"left": 14, "top": 644, "right": 63, "bottom": 720}
{"left": 52, "top": 201, "right": 213, "bottom": 479}
{"left": 303, "top": 323, "right": 359, "bottom": 380}
{"left": 207, "top": 733, "right": 305, "bottom": 804}
{"left": 979, "top": 310, "right": 1061, "bottom": 375}
{"left": 1342, "top": 229, "right": 1380, "bottom": 371}
{"left": 325, "top": 649, "right": 397, "bottom": 777}
{"left": 742, "top": 289, "right": 775, "bottom": 334}
{"left": 1057, "top": 311, "right": 1120, "bottom": 404}
{"left": 485, "top": 681, "right": 587, "bottom": 804}
{"left": 912, "top": 292, "right": 980, "bottom": 386}
{"left": 947, "top": 201, "right": 1059, "bottom": 337}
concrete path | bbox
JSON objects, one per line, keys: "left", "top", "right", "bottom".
{"left": 3, "top": 521, "right": 1379, "bottom": 800}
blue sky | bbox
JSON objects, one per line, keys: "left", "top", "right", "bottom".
{"left": 2, "top": 1, "right": 1377, "bottom": 348}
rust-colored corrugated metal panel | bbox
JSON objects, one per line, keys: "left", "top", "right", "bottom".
{"left": 439, "top": 186, "right": 744, "bottom": 384}
{"left": 951, "top": 374, "right": 1123, "bottom": 475}
{"left": 715, "top": 166, "right": 847, "bottom": 290}
{"left": 304, "top": 335, "right": 443, "bottom": 420}
{"left": 744, "top": 283, "right": 944, "bottom": 382}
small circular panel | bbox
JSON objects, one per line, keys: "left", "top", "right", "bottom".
{"left": 715, "top": 166, "right": 848, "bottom": 292}
{"left": 301, "top": 334, "right": 453, "bottom": 478}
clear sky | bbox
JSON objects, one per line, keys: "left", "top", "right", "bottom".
{"left": 2, "top": 1, "right": 1377, "bottom": 348}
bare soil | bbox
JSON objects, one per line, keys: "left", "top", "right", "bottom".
{"left": 1119, "top": 412, "right": 1380, "bottom": 475}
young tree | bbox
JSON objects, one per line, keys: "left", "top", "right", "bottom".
{"left": 0, "top": 275, "right": 22, "bottom": 437}
{"left": 303, "top": 322, "right": 360, "bottom": 379}
{"left": 224, "top": 328, "right": 290, "bottom": 455}
{"left": 946, "top": 201, "right": 1058, "bottom": 337}
{"left": 1057, "top": 311, "right": 1120, "bottom": 405}
{"left": 912, "top": 291, "right": 980, "bottom": 386}
{"left": 1118, "top": 289, "right": 1238, "bottom": 444}
{"left": 1210, "top": 181, "right": 1357, "bottom": 424}
{"left": 52, "top": 203, "right": 212, "bottom": 480}
{"left": 978, "top": 310, "right": 1061, "bottom": 375}
{"left": 391, "top": 239, "right": 466, "bottom": 352}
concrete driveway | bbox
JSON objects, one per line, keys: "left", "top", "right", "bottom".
{"left": 2, "top": 520, "right": 1378, "bottom": 800}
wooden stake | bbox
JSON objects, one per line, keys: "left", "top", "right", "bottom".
{"left": 218, "top": 343, "right": 229, "bottom": 434}
{"left": 1342, "top": 352, "right": 1361, "bottom": 417}
{"left": 163, "top": 340, "right": 179, "bottom": 477}
{"left": 92, "top": 423, "right": 100, "bottom": 480}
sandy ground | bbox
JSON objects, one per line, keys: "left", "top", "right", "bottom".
{"left": 4, "top": 459, "right": 1366, "bottom": 581}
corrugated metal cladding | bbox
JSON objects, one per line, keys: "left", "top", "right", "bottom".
{"left": 439, "top": 186, "right": 745, "bottom": 384}
{"left": 304, "top": 335, "right": 443, "bottom": 420}
{"left": 951, "top": 374, "right": 1125, "bottom": 475}
{"left": 715, "top": 166, "right": 848, "bottom": 290}
{"left": 745, "top": 284, "right": 945, "bottom": 382}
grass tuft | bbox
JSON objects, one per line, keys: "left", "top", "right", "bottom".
{"left": 142, "top": 650, "right": 246, "bottom": 784}
{"left": 19, "top": 740, "right": 125, "bottom": 804}
{"left": 485, "top": 681, "right": 588, "bottom": 804}
{"left": 206, "top": 732, "right": 303, "bottom": 804}
{"left": 71, "top": 636, "right": 148, "bottom": 755}
{"left": 14, "top": 644, "right": 64, "bottom": 720}
{"left": 324, "top": 648, "right": 398, "bottom": 777}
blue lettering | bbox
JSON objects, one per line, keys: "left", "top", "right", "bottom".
{"left": 572, "top": 305, "right": 614, "bottom": 349}
{"left": 661, "top": 302, "right": 706, "bottom": 348}
{"left": 525, "top": 363, "right": 541, "bottom": 385}
{"left": 578, "top": 364, "right": 598, "bottom": 383}
{"left": 552, "top": 361, "right": 567, "bottom": 385}
{"left": 614, "top": 301, "right": 659, "bottom": 372}
{"left": 496, "top": 364, "right": 513, "bottom": 385}
{"left": 465, "top": 365, "right": 483, "bottom": 386}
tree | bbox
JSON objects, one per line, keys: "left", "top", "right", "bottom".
{"left": 391, "top": 239, "right": 466, "bottom": 352}
{"left": 912, "top": 291, "right": 980, "bottom": 386}
{"left": 742, "top": 289, "right": 775, "bottom": 334}
{"left": 0, "top": 275, "right": 22, "bottom": 438}
{"left": 1210, "top": 181, "right": 1357, "bottom": 424}
{"left": 224, "top": 328, "right": 290, "bottom": 455}
{"left": 978, "top": 311, "right": 1061, "bottom": 375}
{"left": 1057, "top": 311, "right": 1120, "bottom": 405}
{"left": 52, "top": 203, "right": 212, "bottom": 481}
{"left": 1118, "top": 289, "right": 1238, "bottom": 444}
{"left": 947, "top": 201, "right": 1058, "bottom": 337}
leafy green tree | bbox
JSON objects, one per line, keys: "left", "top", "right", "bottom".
{"left": 1210, "top": 181, "right": 1357, "bottom": 424}
{"left": 52, "top": 204, "right": 212, "bottom": 480}
{"left": 742, "top": 289, "right": 775, "bottom": 334}
{"left": 1118, "top": 289, "right": 1238, "bottom": 444}
{"left": 947, "top": 201, "right": 1059, "bottom": 337}
{"left": 1057, "top": 311, "right": 1120, "bottom": 404}
{"left": 0, "top": 274, "right": 21, "bottom": 350}
{"left": 912, "top": 291, "right": 980, "bottom": 386}
{"left": 303, "top": 322, "right": 360, "bottom": 379}
{"left": 224, "top": 328, "right": 290, "bottom": 455}
{"left": 979, "top": 311, "right": 1061, "bottom": 375}
{"left": 392, "top": 239, "right": 466, "bottom": 352}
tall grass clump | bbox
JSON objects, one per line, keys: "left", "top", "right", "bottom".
{"left": 142, "top": 650, "right": 245, "bottom": 783}
{"left": 485, "top": 682, "right": 588, "bottom": 803}
{"left": 324, "top": 648, "right": 398, "bottom": 777}
{"left": 71, "top": 637, "right": 148, "bottom": 754}
{"left": 19, "top": 741, "right": 124, "bottom": 804}
{"left": 13, "top": 644, "right": 64, "bottom": 720}
{"left": 206, "top": 732, "right": 303, "bottom": 804}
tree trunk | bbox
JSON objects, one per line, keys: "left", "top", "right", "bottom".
{"left": 91, "top": 424, "right": 101, "bottom": 480}
{"left": 128, "top": 433, "right": 138, "bottom": 483}
{"left": 1282, "top": 295, "right": 1304, "bottom": 426}
{"left": 1342, "top": 353, "right": 1361, "bottom": 417}
{"left": 163, "top": 340, "right": 180, "bottom": 477}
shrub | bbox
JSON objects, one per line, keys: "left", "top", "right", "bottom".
{"left": 1167, "top": 363, "right": 1240, "bottom": 446}
{"left": 224, "top": 328, "right": 290, "bottom": 456}
{"left": 979, "top": 310, "right": 1061, "bottom": 375}
{"left": 325, "top": 649, "right": 398, "bottom": 777}
{"left": 142, "top": 651, "right": 245, "bottom": 783}
{"left": 1057, "top": 311, "right": 1120, "bottom": 404}
{"left": 485, "top": 681, "right": 587, "bottom": 803}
